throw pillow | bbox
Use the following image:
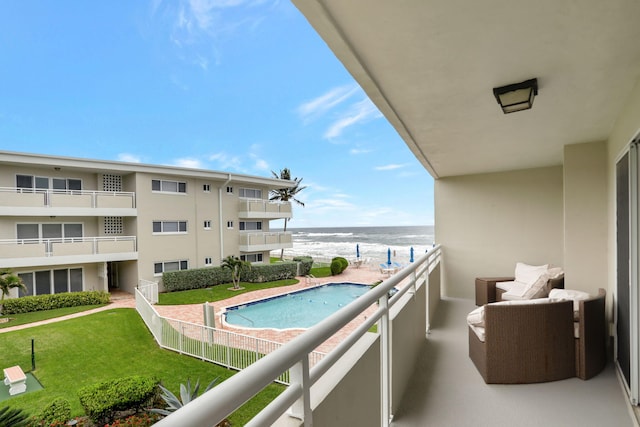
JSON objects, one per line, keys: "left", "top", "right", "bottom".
{"left": 514, "top": 262, "right": 549, "bottom": 285}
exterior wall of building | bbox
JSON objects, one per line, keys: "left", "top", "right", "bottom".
{"left": 563, "top": 141, "right": 608, "bottom": 294}
{"left": 435, "top": 166, "right": 564, "bottom": 299}
{"left": 0, "top": 152, "right": 293, "bottom": 298}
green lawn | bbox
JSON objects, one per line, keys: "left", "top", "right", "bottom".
{"left": 158, "top": 279, "right": 299, "bottom": 305}
{"left": 0, "top": 305, "right": 105, "bottom": 329}
{"left": 0, "top": 308, "right": 283, "bottom": 424}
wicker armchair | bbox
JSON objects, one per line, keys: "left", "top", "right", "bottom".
{"left": 469, "top": 299, "right": 575, "bottom": 384}
{"left": 468, "top": 289, "right": 606, "bottom": 384}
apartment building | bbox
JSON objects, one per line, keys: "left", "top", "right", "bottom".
{"left": 0, "top": 151, "right": 294, "bottom": 296}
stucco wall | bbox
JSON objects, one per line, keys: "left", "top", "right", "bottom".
{"left": 435, "top": 166, "right": 564, "bottom": 299}
{"left": 563, "top": 142, "right": 608, "bottom": 293}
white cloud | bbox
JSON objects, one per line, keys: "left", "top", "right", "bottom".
{"left": 297, "top": 84, "right": 359, "bottom": 122}
{"left": 173, "top": 157, "right": 204, "bottom": 169}
{"left": 117, "top": 153, "right": 142, "bottom": 163}
{"left": 324, "top": 98, "right": 383, "bottom": 139}
{"left": 375, "top": 163, "right": 407, "bottom": 171}
{"left": 209, "top": 151, "right": 244, "bottom": 171}
{"left": 350, "top": 147, "right": 372, "bottom": 155}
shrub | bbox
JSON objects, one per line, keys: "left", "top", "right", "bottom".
{"left": 330, "top": 257, "right": 349, "bottom": 275}
{"left": 33, "top": 398, "right": 71, "bottom": 426}
{"left": 163, "top": 262, "right": 298, "bottom": 292}
{"left": 293, "top": 256, "right": 313, "bottom": 276}
{"left": 78, "top": 375, "right": 158, "bottom": 425}
{"left": 105, "top": 413, "right": 160, "bottom": 427}
{"left": 2, "top": 291, "right": 111, "bottom": 315}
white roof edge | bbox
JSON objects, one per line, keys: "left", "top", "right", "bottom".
{"left": 0, "top": 150, "right": 295, "bottom": 188}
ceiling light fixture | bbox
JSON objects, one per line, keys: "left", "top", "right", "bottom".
{"left": 493, "top": 78, "right": 538, "bottom": 114}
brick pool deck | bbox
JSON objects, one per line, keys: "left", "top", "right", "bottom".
{"left": 153, "top": 263, "right": 398, "bottom": 354}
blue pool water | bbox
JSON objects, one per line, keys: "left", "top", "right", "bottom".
{"left": 224, "top": 283, "right": 372, "bottom": 330}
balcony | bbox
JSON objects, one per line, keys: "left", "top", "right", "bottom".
{"left": 238, "top": 231, "right": 293, "bottom": 252}
{"left": 0, "top": 187, "right": 137, "bottom": 217}
{"left": 0, "top": 236, "right": 138, "bottom": 268}
{"left": 152, "top": 248, "right": 634, "bottom": 427}
{"left": 238, "top": 199, "right": 292, "bottom": 220}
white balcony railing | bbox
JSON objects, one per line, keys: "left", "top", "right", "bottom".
{"left": 238, "top": 231, "right": 293, "bottom": 252}
{"left": 0, "top": 236, "right": 137, "bottom": 259}
{"left": 154, "top": 245, "right": 442, "bottom": 427}
{"left": 0, "top": 187, "right": 136, "bottom": 209}
{"left": 238, "top": 199, "right": 292, "bottom": 219}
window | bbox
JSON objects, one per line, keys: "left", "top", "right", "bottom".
{"left": 205, "top": 257, "right": 212, "bottom": 266}
{"left": 204, "top": 220, "right": 211, "bottom": 229}
{"left": 18, "top": 268, "right": 83, "bottom": 296}
{"left": 239, "top": 188, "right": 262, "bottom": 199}
{"left": 203, "top": 184, "right": 211, "bottom": 192}
{"left": 152, "top": 221, "right": 187, "bottom": 233}
{"left": 154, "top": 260, "right": 188, "bottom": 275}
{"left": 227, "top": 221, "right": 234, "bottom": 229}
{"left": 152, "top": 179, "right": 187, "bottom": 193}
{"left": 226, "top": 186, "right": 233, "bottom": 194}
{"left": 16, "top": 175, "right": 82, "bottom": 191}
{"left": 239, "top": 221, "right": 262, "bottom": 231}
{"left": 241, "top": 253, "right": 263, "bottom": 263}
{"left": 17, "top": 223, "right": 83, "bottom": 241}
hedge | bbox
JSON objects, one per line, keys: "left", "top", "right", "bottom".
{"left": 78, "top": 375, "right": 158, "bottom": 425}
{"left": 330, "top": 257, "right": 349, "bottom": 275}
{"left": 162, "top": 262, "right": 299, "bottom": 293}
{"left": 293, "top": 256, "right": 313, "bottom": 276}
{"left": 1, "top": 291, "right": 111, "bottom": 315}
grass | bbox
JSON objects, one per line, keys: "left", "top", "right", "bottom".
{"left": 158, "top": 279, "right": 299, "bottom": 305}
{"left": 0, "top": 308, "right": 284, "bottom": 424}
{"left": 0, "top": 305, "right": 105, "bottom": 329}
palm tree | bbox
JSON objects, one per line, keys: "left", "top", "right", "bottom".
{"left": 221, "top": 255, "right": 250, "bottom": 290}
{"left": 270, "top": 168, "right": 306, "bottom": 260}
{"left": 0, "top": 269, "right": 26, "bottom": 314}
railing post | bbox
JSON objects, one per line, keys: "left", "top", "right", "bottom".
{"left": 379, "top": 293, "right": 391, "bottom": 427}
{"left": 289, "top": 358, "right": 312, "bottom": 426}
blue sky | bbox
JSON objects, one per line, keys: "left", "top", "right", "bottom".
{"left": 0, "top": 1, "right": 434, "bottom": 228}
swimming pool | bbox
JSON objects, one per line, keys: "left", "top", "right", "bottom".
{"left": 223, "top": 283, "right": 372, "bottom": 330}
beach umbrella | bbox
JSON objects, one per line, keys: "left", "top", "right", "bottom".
{"left": 387, "top": 248, "right": 392, "bottom": 265}
{"left": 410, "top": 247, "right": 414, "bottom": 263}
{"left": 356, "top": 244, "right": 360, "bottom": 259}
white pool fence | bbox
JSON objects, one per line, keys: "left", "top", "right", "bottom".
{"left": 135, "top": 280, "right": 326, "bottom": 384}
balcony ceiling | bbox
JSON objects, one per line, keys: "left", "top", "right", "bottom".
{"left": 291, "top": 0, "right": 640, "bottom": 178}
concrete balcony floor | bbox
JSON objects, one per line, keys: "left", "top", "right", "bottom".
{"left": 391, "top": 297, "right": 636, "bottom": 427}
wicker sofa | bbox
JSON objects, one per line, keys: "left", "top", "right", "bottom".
{"left": 468, "top": 289, "right": 606, "bottom": 384}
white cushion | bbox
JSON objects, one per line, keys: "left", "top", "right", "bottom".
{"left": 470, "top": 324, "right": 485, "bottom": 342}
{"left": 496, "top": 280, "right": 517, "bottom": 292}
{"left": 501, "top": 282, "right": 529, "bottom": 299}
{"left": 467, "top": 306, "right": 484, "bottom": 327}
{"left": 514, "top": 262, "right": 549, "bottom": 285}
{"left": 549, "top": 288, "right": 591, "bottom": 312}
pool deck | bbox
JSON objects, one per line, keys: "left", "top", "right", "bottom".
{"left": 0, "top": 262, "right": 401, "bottom": 354}
{"left": 153, "top": 262, "right": 395, "bottom": 353}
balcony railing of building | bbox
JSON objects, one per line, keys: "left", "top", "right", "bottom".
{"left": 238, "top": 199, "right": 292, "bottom": 219}
{"left": 0, "top": 236, "right": 137, "bottom": 259}
{"left": 0, "top": 187, "right": 136, "bottom": 210}
{"left": 238, "top": 231, "right": 293, "bottom": 252}
{"left": 154, "top": 245, "right": 442, "bottom": 427}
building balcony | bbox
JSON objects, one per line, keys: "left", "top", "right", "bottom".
{"left": 152, "top": 248, "right": 634, "bottom": 427}
{"left": 238, "top": 231, "right": 293, "bottom": 252}
{"left": 0, "top": 187, "right": 137, "bottom": 217}
{"left": 238, "top": 199, "right": 292, "bottom": 220}
{"left": 0, "top": 236, "right": 138, "bottom": 268}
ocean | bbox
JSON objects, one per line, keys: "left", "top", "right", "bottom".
{"left": 271, "top": 225, "right": 435, "bottom": 264}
